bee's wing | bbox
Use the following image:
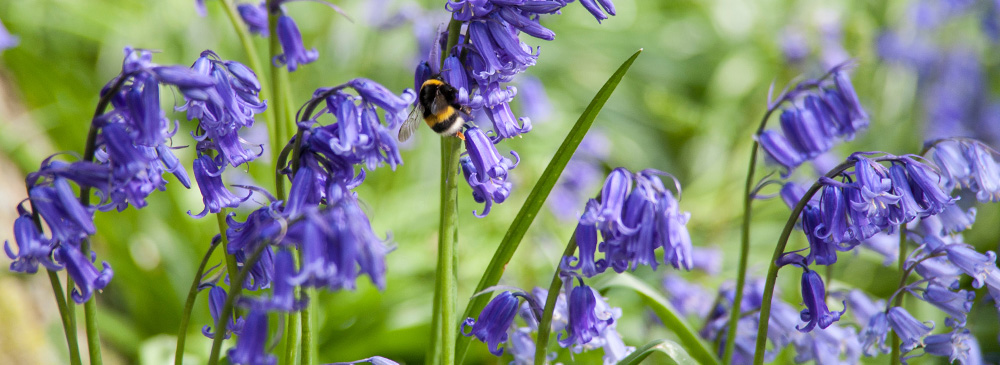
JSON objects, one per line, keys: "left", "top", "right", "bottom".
{"left": 397, "top": 104, "right": 422, "bottom": 142}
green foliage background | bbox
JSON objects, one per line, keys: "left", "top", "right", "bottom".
{"left": 0, "top": 0, "right": 998, "bottom": 364}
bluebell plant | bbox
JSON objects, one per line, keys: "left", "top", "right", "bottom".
{"left": 9, "top": 1, "right": 1000, "bottom": 364}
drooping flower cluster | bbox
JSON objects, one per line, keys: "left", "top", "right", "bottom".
{"left": 202, "top": 80, "right": 406, "bottom": 361}
{"left": 463, "top": 281, "right": 633, "bottom": 364}
{"left": 766, "top": 143, "right": 1000, "bottom": 362}
{"left": 438, "top": 0, "right": 618, "bottom": 140}
{"left": 6, "top": 48, "right": 233, "bottom": 303}
{"left": 757, "top": 64, "right": 869, "bottom": 175}
{"left": 562, "top": 168, "right": 693, "bottom": 276}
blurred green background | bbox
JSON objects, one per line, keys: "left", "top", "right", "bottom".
{"left": 1, "top": 0, "right": 999, "bottom": 364}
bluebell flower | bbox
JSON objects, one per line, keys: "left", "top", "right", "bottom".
{"left": 913, "top": 256, "right": 962, "bottom": 290}
{"left": 792, "top": 324, "right": 861, "bottom": 364}
{"left": 557, "top": 282, "right": 614, "bottom": 348}
{"left": 29, "top": 178, "right": 96, "bottom": 244}
{"left": 462, "top": 291, "right": 521, "bottom": 356}
{"left": 562, "top": 200, "right": 607, "bottom": 277}
{"left": 961, "top": 141, "right": 1000, "bottom": 202}
{"left": 779, "top": 181, "right": 808, "bottom": 209}
{"left": 932, "top": 141, "right": 972, "bottom": 192}
{"left": 286, "top": 186, "right": 390, "bottom": 291}
{"left": 238, "top": 2, "right": 269, "bottom": 36}
{"left": 796, "top": 269, "right": 845, "bottom": 332}
{"left": 937, "top": 244, "right": 1000, "bottom": 303}
{"left": 189, "top": 154, "right": 250, "bottom": 218}
{"left": 593, "top": 167, "right": 632, "bottom": 235}
{"left": 179, "top": 50, "right": 266, "bottom": 167}
{"left": 226, "top": 202, "right": 285, "bottom": 256}
{"left": 242, "top": 249, "right": 305, "bottom": 311}
{"left": 860, "top": 311, "right": 889, "bottom": 356}
{"left": 274, "top": 14, "right": 318, "bottom": 72}
{"left": 57, "top": 245, "right": 113, "bottom": 303}
{"left": 506, "top": 327, "right": 536, "bottom": 365}
{"left": 816, "top": 185, "right": 851, "bottom": 246}
{"left": 27, "top": 157, "right": 113, "bottom": 196}
{"left": 5, "top": 206, "right": 61, "bottom": 274}
{"left": 923, "top": 330, "right": 982, "bottom": 365}
{"left": 899, "top": 156, "right": 953, "bottom": 215}
{"left": 227, "top": 309, "right": 276, "bottom": 365}
{"left": 779, "top": 107, "right": 833, "bottom": 161}
{"left": 759, "top": 65, "right": 869, "bottom": 173}
{"left": 303, "top": 80, "right": 415, "bottom": 173}
{"left": 0, "top": 17, "right": 19, "bottom": 51}
{"left": 911, "top": 283, "right": 974, "bottom": 328}
{"left": 849, "top": 155, "right": 900, "bottom": 220}
{"left": 235, "top": 245, "right": 274, "bottom": 291}
{"left": 461, "top": 127, "right": 518, "bottom": 217}
{"left": 202, "top": 285, "right": 245, "bottom": 339}
{"left": 846, "top": 290, "right": 885, "bottom": 330}
{"left": 887, "top": 306, "right": 933, "bottom": 353}
{"left": 758, "top": 130, "right": 805, "bottom": 174}
{"left": 95, "top": 122, "right": 167, "bottom": 211}
{"left": 802, "top": 205, "right": 839, "bottom": 265}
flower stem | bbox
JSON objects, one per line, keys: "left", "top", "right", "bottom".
{"left": 534, "top": 235, "right": 577, "bottom": 365}
{"left": 47, "top": 270, "right": 82, "bottom": 365}
{"left": 82, "top": 240, "right": 103, "bottom": 365}
{"left": 174, "top": 237, "right": 221, "bottom": 365}
{"left": 890, "top": 228, "right": 907, "bottom": 365}
{"left": 282, "top": 303, "right": 301, "bottom": 365}
{"left": 752, "top": 162, "right": 853, "bottom": 365}
{"left": 207, "top": 242, "right": 271, "bottom": 365}
{"left": 427, "top": 18, "right": 464, "bottom": 365}
{"left": 429, "top": 135, "right": 462, "bottom": 365}
{"left": 723, "top": 106, "right": 780, "bottom": 364}
{"left": 299, "top": 250, "right": 314, "bottom": 365}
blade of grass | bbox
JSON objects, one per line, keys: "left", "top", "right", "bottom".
{"left": 597, "top": 273, "right": 719, "bottom": 365}
{"left": 616, "top": 339, "right": 697, "bottom": 365}
{"left": 454, "top": 48, "right": 643, "bottom": 363}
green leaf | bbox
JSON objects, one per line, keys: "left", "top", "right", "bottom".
{"left": 454, "top": 48, "right": 643, "bottom": 364}
{"left": 598, "top": 273, "right": 720, "bottom": 365}
{"left": 617, "top": 339, "right": 698, "bottom": 365}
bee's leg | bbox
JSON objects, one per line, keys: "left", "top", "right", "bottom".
{"left": 455, "top": 131, "right": 466, "bottom": 141}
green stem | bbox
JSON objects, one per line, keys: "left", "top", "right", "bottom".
{"left": 207, "top": 242, "right": 270, "bottom": 365}
{"left": 534, "top": 235, "right": 577, "bottom": 365}
{"left": 81, "top": 240, "right": 103, "bottom": 365}
{"left": 752, "top": 162, "right": 853, "bottom": 365}
{"left": 890, "top": 228, "right": 907, "bottom": 365}
{"left": 48, "top": 270, "right": 82, "bottom": 365}
{"left": 174, "top": 238, "right": 221, "bottom": 365}
{"left": 282, "top": 307, "right": 301, "bottom": 365}
{"left": 426, "top": 18, "right": 464, "bottom": 365}
{"left": 299, "top": 252, "right": 314, "bottom": 365}
{"left": 429, "top": 136, "right": 462, "bottom": 365}
{"left": 723, "top": 106, "right": 780, "bottom": 364}
{"left": 267, "top": 2, "right": 292, "bottom": 171}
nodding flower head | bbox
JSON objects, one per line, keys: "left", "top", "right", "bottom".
{"left": 461, "top": 127, "right": 518, "bottom": 217}
{"left": 274, "top": 14, "right": 318, "bottom": 72}
{"left": 462, "top": 291, "right": 521, "bottom": 356}
{"left": 189, "top": 154, "right": 250, "bottom": 218}
{"left": 29, "top": 178, "right": 96, "bottom": 245}
{"left": 226, "top": 309, "right": 276, "bottom": 365}
{"left": 923, "top": 330, "right": 981, "bottom": 365}
{"left": 5, "top": 207, "right": 61, "bottom": 274}
{"left": 887, "top": 306, "right": 934, "bottom": 353}
{"left": 242, "top": 249, "right": 306, "bottom": 312}
{"left": 561, "top": 200, "right": 608, "bottom": 277}
{"left": 238, "top": 2, "right": 269, "bottom": 36}
{"left": 759, "top": 64, "right": 869, "bottom": 174}
{"left": 202, "top": 285, "right": 245, "bottom": 339}
{"left": 796, "top": 269, "right": 845, "bottom": 332}
{"left": 57, "top": 244, "right": 113, "bottom": 304}
{"left": 557, "top": 280, "right": 619, "bottom": 350}
{"left": 302, "top": 80, "right": 415, "bottom": 173}
{"left": 179, "top": 50, "right": 266, "bottom": 167}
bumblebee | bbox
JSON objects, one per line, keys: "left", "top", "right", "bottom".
{"left": 398, "top": 76, "right": 469, "bottom": 142}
